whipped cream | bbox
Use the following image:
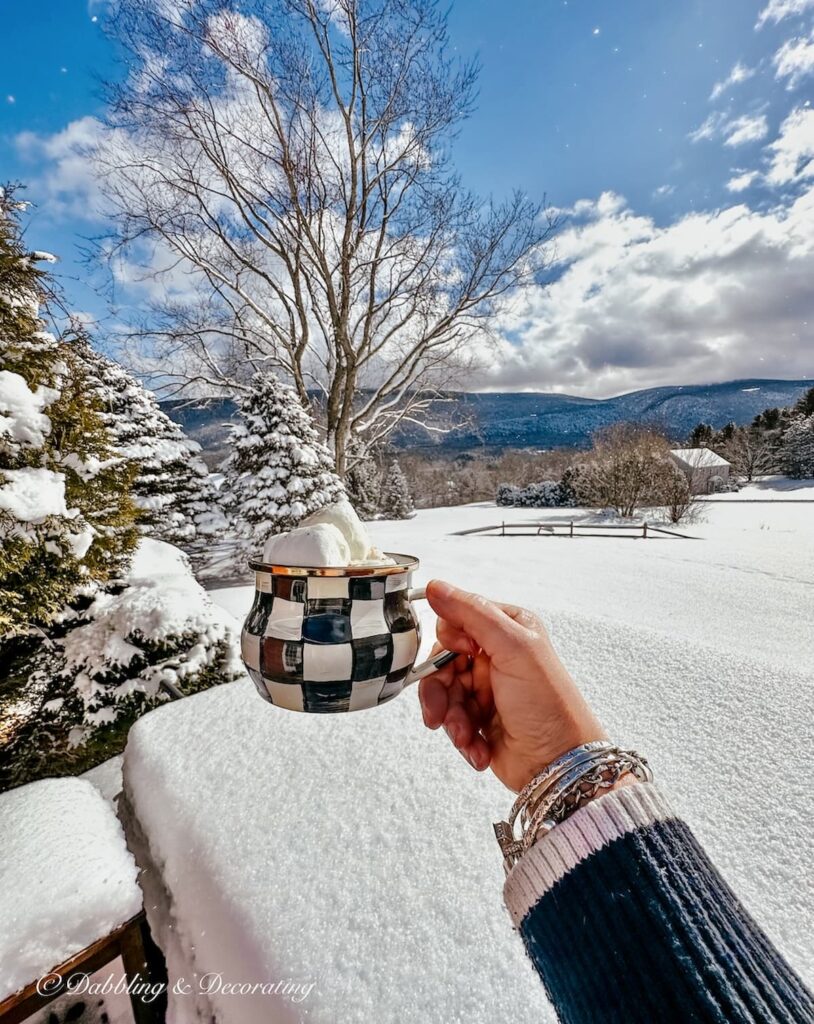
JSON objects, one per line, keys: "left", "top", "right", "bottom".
{"left": 262, "top": 498, "right": 395, "bottom": 568}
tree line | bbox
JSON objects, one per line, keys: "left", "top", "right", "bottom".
{"left": 688, "top": 390, "right": 814, "bottom": 481}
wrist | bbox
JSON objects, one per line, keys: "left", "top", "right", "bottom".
{"left": 493, "top": 744, "right": 653, "bottom": 871}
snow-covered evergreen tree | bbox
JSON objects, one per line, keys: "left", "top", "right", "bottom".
{"left": 76, "top": 340, "right": 211, "bottom": 546}
{"left": 220, "top": 372, "right": 344, "bottom": 557}
{"left": 345, "top": 438, "right": 381, "bottom": 520}
{"left": 379, "top": 460, "right": 415, "bottom": 519}
{"left": 0, "top": 188, "right": 138, "bottom": 634}
{"left": 0, "top": 190, "right": 239, "bottom": 789}
{"left": 1, "top": 538, "right": 241, "bottom": 789}
{"left": 782, "top": 416, "right": 814, "bottom": 479}
{"left": 792, "top": 386, "right": 814, "bottom": 418}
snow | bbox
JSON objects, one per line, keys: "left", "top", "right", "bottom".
{"left": 704, "top": 476, "right": 814, "bottom": 499}
{"left": 122, "top": 678, "right": 544, "bottom": 1024}
{"left": 118, "top": 483, "right": 813, "bottom": 1022}
{"left": 0, "top": 370, "right": 57, "bottom": 450}
{"left": 0, "top": 778, "right": 141, "bottom": 1002}
{"left": 60, "top": 451, "right": 120, "bottom": 481}
{"left": 669, "top": 447, "right": 732, "bottom": 468}
{"left": 82, "top": 755, "right": 124, "bottom": 804}
{"left": 0, "top": 467, "right": 71, "bottom": 522}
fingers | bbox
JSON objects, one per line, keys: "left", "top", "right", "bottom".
{"left": 418, "top": 659, "right": 492, "bottom": 772}
{"left": 417, "top": 650, "right": 467, "bottom": 727}
{"left": 426, "top": 580, "right": 527, "bottom": 658}
{"left": 435, "top": 618, "right": 477, "bottom": 657}
{"left": 418, "top": 674, "right": 448, "bottom": 729}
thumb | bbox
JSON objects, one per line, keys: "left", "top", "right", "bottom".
{"left": 425, "top": 580, "right": 525, "bottom": 658}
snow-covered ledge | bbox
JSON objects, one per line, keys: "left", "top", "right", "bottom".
{"left": 0, "top": 778, "right": 142, "bottom": 1003}
{"left": 119, "top": 677, "right": 546, "bottom": 1024}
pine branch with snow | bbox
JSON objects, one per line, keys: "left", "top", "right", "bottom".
{"left": 220, "top": 372, "right": 344, "bottom": 558}
{"left": 0, "top": 192, "right": 138, "bottom": 634}
{"left": 0, "top": 539, "right": 242, "bottom": 788}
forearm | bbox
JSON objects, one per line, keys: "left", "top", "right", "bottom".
{"left": 504, "top": 783, "right": 814, "bottom": 1024}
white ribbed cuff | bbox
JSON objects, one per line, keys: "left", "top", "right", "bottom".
{"left": 503, "top": 782, "right": 675, "bottom": 927}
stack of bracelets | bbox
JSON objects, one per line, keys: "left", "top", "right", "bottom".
{"left": 493, "top": 740, "right": 653, "bottom": 871}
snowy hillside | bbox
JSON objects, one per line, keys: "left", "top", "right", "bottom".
{"left": 162, "top": 378, "right": 811, "bottom": 456}
{"left": 201, "top": 481, "right": 814, "bottom": 1021}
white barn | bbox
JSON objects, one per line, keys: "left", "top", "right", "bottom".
{"left": 669, "top": 448, "right": 732, "bottom": 494}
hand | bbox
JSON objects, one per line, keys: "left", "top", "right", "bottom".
{"left": 418, "top": 580, "right": 608, "bottom": 793}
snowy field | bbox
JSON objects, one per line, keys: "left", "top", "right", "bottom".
{"left": 197, "top": 480, "right": 813, "bottom": 1019}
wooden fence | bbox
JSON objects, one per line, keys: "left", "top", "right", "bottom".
{"left": 452, "top": 521, "right": 695, "bottom": 540}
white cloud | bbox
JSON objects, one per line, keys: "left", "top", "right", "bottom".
{"left": 14, "top": 98, "right": 814, "bottom": 399}
{"left": 15, "top": 116, "right": 110, "bottom": 220}
{"left": 710, "top": 61, "right": 755, "bottom": 100}
{"left": 724, "top": 114, "right": 770, "bottom": 146}
{"left": 773, "top": 30, "right": 814, "bottom": 88}
{"left": 726, "top": 170, "right": 759, "bottom": 192}
{"left": 756, "top": 0, "right": 814, "bottom": 27}
{"left": 689, "top": 112, "right": 725, "bottom": 143}
{"left": 689, "top": 111, "right": 769, "bottom": 147}
{"left": 765, "top": 106, "right": 814, "bottom": 183}
{"left": 475, "top": 186, "right": 814, "bottom": 394}
{"left": 653, "top": 184, "right": 675, "bottom": 198}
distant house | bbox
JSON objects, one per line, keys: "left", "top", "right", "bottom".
{"left": 669, "top": 448, "right": 731, "bottom": 493}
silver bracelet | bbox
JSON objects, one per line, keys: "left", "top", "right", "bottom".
{"left": 508, "top": 740, "right": 613, "bottom": 833}
{"left": 522, "top": 751, "right": 651, "bottom": 853}
{"left": 493, "top": 743, "right": 653, "bottom": 871}
{"left": 519, "top": 745, "right": 613, "bottom": 834}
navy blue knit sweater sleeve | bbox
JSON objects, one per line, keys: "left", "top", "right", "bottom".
{"left": 503, "top": 783, "right": 814, "bottom": 1024}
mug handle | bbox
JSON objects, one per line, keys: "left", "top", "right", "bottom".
{"left": 404, "top": 586, "right": 458, "bottom": 685}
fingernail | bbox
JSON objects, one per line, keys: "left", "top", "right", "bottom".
{"left": 459, "top": 748, "right": 477, "bottom": 769}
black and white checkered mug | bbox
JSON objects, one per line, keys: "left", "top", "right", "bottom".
{"left": 240, "top": 553, "right": 457, "bottom": 713}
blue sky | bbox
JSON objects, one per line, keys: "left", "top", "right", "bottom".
{"left": 1, "top": 0, "right": 813, "bottom": 395}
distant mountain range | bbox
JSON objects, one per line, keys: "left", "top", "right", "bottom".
{"left": 161, "top": 378, "right": 810, "bottom": 460}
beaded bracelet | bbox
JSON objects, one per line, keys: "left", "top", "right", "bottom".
{"left": 493, "top": 743, "right": 653, "bottom": 871}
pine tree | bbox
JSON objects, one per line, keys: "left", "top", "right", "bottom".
{"left": 689, "top": 422, "right": 713, "bottom": 447}
{"left": 75, "top": 340, "right": 211, "bottom": 546}
{"left": 220, "top": 372, "right": 344, "bottom": 556}
{"left": 1, "top": 538, "right": 241, "bottom": 789}
{"left": 379, "top": 460, "right": 415, "bottom": 519}
{"left": 345, "top": 438, "right": 381, "bottom": 520}
{"left": 0, "top": 188, "right": 138, "bottom": 634}
{"left": 792, "top": 386, "right": 814, "bottom": 418}
{"left": 782, "top": 416, "right": 814, "bottom": 479}
{"left": 0, "top": 189, "right": 238, "bottom": 790}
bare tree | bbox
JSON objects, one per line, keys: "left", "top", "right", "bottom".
{"left": 95, "top": 0, "right": 552, "bottom": 474}
{"left": 576, "top": 424, "right": 672, "bottom": 518}
{"left": 660, "top": 466, "right": 703, "bottom": 524}
{"left": 718, "top": 427, "right": 778, "bottom": 481}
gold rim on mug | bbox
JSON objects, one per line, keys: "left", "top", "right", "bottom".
{"left": 247, "top": 552, "right": 419, "bottom": 578}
